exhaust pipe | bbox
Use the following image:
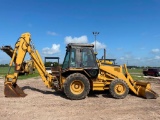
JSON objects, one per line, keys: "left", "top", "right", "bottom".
{"left": 104, "top": 48, "right": 106, "bottom": 62}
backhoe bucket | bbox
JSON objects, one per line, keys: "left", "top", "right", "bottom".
{"left": 4, "top": 82, "right": 27, "bottom": 97}
{"left": 135, "top": 81, "right": 158, "bottom": 99}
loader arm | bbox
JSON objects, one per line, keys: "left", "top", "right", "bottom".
{"left": 4, "top": 33, "right": 56, "bottom": 97}
{"left": 98, "top": 64, "right": 158, "bottom": 99}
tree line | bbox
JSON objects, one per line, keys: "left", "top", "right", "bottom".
{"left": 0, "top": 64, "right": 9, "bottom": 67}
{"left": 0, "top": 64, "right": 158, "bottom": 68}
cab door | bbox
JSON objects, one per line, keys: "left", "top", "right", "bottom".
{"left": 81, "top": 48, "right": 99, "bottom": 78}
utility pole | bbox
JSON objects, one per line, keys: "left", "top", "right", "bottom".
{"left": 92, "top": 32, "right": 99, "bottom": 54}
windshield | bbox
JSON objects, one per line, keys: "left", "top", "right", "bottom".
{"left": 62, "top": 51, "right": 70, "bottom": 69}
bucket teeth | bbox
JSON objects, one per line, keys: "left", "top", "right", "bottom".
{"left": 4, "top": 82, "right": 27, "bottom": 97}
{"left": 135, "top": 81, "right": 158, "bottom": 99}
{"left": 145, "top": 89, "right": 159, "bottom": 99}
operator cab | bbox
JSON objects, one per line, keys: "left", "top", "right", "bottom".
{"left": 62, "top": 43, "right": 99, "bottom": 78}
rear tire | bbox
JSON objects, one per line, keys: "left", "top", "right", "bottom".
{"left": 155, "top": 73, "right": 158, "bottom": 77}
{"left": 109, "top": 79, "right": 129, "bottom": 99}
{"left": 63, "top": 73, "right": 90, "bottom": 100}
{"left": 144, "top": 73, "right": 147, "bottom": 76}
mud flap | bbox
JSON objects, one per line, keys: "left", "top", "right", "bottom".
{"left": 4, "top": 82, "right": 27, "bottom": 97}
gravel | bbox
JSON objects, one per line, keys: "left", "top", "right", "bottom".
{"left": 0, "top": 77, "right": 160, "bottom": 120}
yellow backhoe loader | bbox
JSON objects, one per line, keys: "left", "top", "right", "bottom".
{"left": 4, "top": 32, "right": 158, "bottom": 99}
{"left": 0, "top": 46, "right": 35, "bottom": 75}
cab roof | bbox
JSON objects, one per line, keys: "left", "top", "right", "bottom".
{"left": 67, "top": 43, "right": 94, "bottom": 48}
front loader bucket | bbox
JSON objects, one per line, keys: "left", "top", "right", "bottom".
{"left": 135, "top": 81, "right": 159, "bottom": 99}
{"left": 4, "top": 82, "right": 27, "bottom": 97}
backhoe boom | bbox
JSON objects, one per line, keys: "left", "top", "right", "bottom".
{"left": 4, "top": 33, "right": 56, "bottom": 97}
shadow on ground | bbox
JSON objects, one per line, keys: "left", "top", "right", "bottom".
{"left": 88, "top": 90, "right": 113, "bottom": 98}
{"left": 21, "top": 86, "right": 146, "bottom": 99}
{"left": 22, "top": 86, "right": 115, "bottom": 99}
{"left": 22, "top": 86, "right": 67, "bottom": 99}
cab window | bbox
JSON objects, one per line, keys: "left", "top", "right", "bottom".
{"left": 81, "top": 49, "right": 95, "bottom": 67}
{"left": 70, "top": 48, "right": 76, "bottom": 67}
{"left": 62, "top": 51, "right": 70, "bottom": 69}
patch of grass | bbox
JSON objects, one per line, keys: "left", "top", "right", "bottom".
{"left": 130, "top": 74, "right": 144, "bottom": 81}
{"left": 0, "top": 67, "right": 14, "bottom": 75}
{"left": 127, "top": 68, "right": 145, "bottom": 81}
{"left": 128, "top": 68, "right": 143, "bottom": 74}
{"left": 0, "top": 67, "right": 40, "bottom": 80}
{"left": 18, "top": 72, "right": 40, "bottom": 80}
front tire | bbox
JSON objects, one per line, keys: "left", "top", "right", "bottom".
{"left": 109, "top": 79, "right": 129, "bottom": 99}
{"left": 63, "top": 73, "right": 90, "bottom": 100}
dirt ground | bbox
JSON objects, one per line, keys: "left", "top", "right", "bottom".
{"left": 0, "top": 77, "right": 160, "bottom": 120}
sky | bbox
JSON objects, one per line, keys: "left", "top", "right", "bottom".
{"left": 0, "top": 0, "right": 160, "bottom": 67}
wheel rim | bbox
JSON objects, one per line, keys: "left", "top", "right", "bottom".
{"left": 114, "top": 84, "right": 126, "bottom": 95}
{"left": 70, "top": 80, "right": 84, "bottom": 95}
